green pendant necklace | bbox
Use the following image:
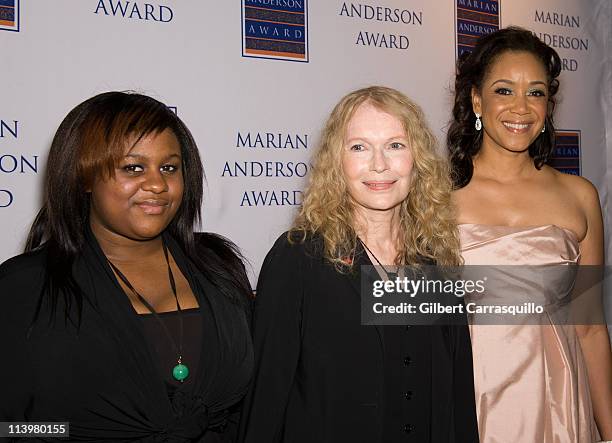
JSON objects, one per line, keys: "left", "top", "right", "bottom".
{"left": 108, "top": 240, "right": 189, "bottom": 383}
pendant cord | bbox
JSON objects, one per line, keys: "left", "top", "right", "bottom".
{"left": 107, "top": 240, "right": 184, "bottom": 366}
{"left": 358, "top": 237, "right": 398, "bottom": 280}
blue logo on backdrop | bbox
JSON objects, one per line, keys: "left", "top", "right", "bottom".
{"left": 548, "top": 130, "right": 581, "bottom": 175}
{"left": 242, "top": 0, "right": 309, "bottom": 62}
{"left": 0, "top": 0, "right": 19, "bottom": 32}
{"left": 455, "top": 0, "right": 500, "bottom": 58}
{"left": 94, "top": 0, "right": 173, "bottom": 22}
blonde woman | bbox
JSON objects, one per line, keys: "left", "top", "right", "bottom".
{"left": 239, "top": 86, "right": 478, "bottom": 443}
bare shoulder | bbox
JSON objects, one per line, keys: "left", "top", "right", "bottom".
{"left": 546, "top": 168, "right": 604, "bottom": 262}
{"left": 551, "top": 168, "right": 601, "bottom": 209}
{"left": 452, "top": 184, "right": 470, "bottom": 196}
{"left": 451, "top": 183, "right": 475, "bottom": 205}
{"left": 451, "top": 186, "right": 472, "bottom": 222}
{"left": 451, "top": 187, "right": 466, "bottom": 204}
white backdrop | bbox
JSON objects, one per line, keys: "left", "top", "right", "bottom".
{"left": 1, "top": 0, "right": 610, "bottom": 288}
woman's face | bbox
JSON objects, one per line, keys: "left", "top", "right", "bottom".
{"left": 341, "top": 101, "right": 414, "bottom": 218}
{"left": 89, "top": 128, "right": 184, "bottom": 242}
{"left": 472, "top": 51, "right": 549, "bottom": 154}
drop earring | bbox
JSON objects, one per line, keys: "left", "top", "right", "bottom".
{"left": 541, "top": 123, "right": 545, "bottom": 133}
{"left": 475, "top": 113, "right": 482, "bottom": 131}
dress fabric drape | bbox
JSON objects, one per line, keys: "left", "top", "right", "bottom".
{"left": 459, "top": 224, "right": 599, "bottom": 443}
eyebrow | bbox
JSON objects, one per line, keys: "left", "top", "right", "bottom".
{"left": 345, "top": 135, "right": 408, "bottom": 143}
{"left": 490, "top": 79, "right": 547, "bottom": 87}
{"left": 124, "top": 153, "right": 182, "bottom": 160}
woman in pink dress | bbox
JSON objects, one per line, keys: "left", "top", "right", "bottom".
{"left": 447, "top": 27, "right": 612, "bottom": 442}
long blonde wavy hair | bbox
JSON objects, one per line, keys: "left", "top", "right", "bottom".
{"left": 290, "top": 86, "right": 461, "bottom": 269}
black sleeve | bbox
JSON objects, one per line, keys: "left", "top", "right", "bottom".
{"left": 453, "top": 323, "right": 480, "bottom": 442}
{"left": 237, "top": 234, "right": 304, "bottom": 443}
{"left": 0, "top": 255, "right": 45, "bottom": 421}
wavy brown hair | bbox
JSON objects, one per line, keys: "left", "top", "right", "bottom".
{"left": 291, "top": 86, "right": 461, "bottom": 269}
{"left": 447, "top": 27, "right": 562, "bottom": 188}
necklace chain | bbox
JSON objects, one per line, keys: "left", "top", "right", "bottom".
{"left": 107, "top": 240, "right": 189, "bottom": 382}
{"left": 358, "top": 238, "right": 399, "bottom": 280}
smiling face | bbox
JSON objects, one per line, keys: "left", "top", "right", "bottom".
{"left": 472, "top": 51, "right": 549, "bottom": 154}
{"left": 341, "top": 101, "right": 413, "bottom": 219}
{"left": 89, "top": 128, "right": 184, "bottom": 242}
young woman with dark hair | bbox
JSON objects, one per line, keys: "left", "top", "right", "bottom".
{"left": 0, "top": 92, "right": 253, "bottom": 441}
{"left": 448, "top": 27, "right": 612, "bottom": 441}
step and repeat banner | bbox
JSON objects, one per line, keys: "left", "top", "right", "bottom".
{"left": 1, "top": 1, "right": 611, "bottom": 283}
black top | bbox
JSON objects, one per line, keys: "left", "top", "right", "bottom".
{"left": 140, "top": 308, "right": 202, "bottom": 392}
{"left": 0, "top": 230, "right": 253, "bottom": 442}
{"left": 238, "top": 233, "right": 479, "bottom": 443}
{"left": 382, "top": 325, "right": 432, "bottom": 441}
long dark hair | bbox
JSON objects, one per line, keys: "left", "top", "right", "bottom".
{"left": 26, "top": 91, "right": 251, "bottom": 324}
{"left": 447, "top": 26, "right": 562, "bottom": 188}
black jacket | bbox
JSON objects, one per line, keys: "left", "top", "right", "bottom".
{"left": 238, "top": 233, "right": 479, "bottom": 443}
{"left": 0, "top": 230, "right": 253, "bottom": 442}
